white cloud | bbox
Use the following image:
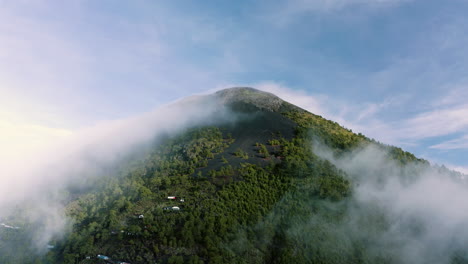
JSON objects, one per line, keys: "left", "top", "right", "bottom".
{"left": 253, "top": 82, "right": 401, "bottom": 143}
{"left": 0, "top": 93, "right": 238, "bottom": 251}
{"left": 288, "top": 0, "right": 409, "bottom": 12}
{"left": 448, "top": 165, "right": 468, "bottom": 175}
{"left": 249, "top": 12, "right": 468, "bottom": 148}
{"left": 430, "top": 135, "right": 468, "bottom": 150}
{"left": 313, "top": 143, "right": 468, "bottom": 264}
{"left": 433, "top": 84, "right": 468, "bottom": 107}
{"left": 251, "top": 2, "right": 468, "bottom": 150}
{"left": 398, "top": 105, "right": 468, "bottom": 140}
{"left": 257, "top": 0, "right": 412, "bottom": 26}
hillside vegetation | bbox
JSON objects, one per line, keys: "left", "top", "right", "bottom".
{"left": 1, "top": 87, "right": 463, "bottom": 264}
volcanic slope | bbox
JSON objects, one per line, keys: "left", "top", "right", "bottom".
{"left": 4, "top": 87, "right": 466, "bottom": 264}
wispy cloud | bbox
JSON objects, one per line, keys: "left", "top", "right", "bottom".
{"left": 398, "top": 105, "right": 468, "bottom": 140}
{"left": 254, "top": 82, "right": 399, "bottom": 141}
{"left": 284, "top": 0, "right": 410, "bottom": 12}
{"left": 256, "top": 0, "right": 412, "bottom": 26}
{"left": 254, "top": 81, "right": 468, "bottom": 175}
{"left": 430, "top": 135, "right": 468, "bottom": 150}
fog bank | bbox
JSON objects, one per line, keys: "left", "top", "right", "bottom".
{"left": 314, "top": 143, "right": 468, "bottom": 264}
{"left": 0, "top": 93, "right": 236, "bottom": 252}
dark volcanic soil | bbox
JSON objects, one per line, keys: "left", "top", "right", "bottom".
{"left": 198, "top": 109, "right": 297, "bottom": 174}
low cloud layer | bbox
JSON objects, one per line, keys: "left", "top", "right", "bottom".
{"left": 224, "top": 138, "right": 468, "bottom": 263}
{"left": 0, "top": 93, "right": 236, "bottom": 252}
{"left": 313, "top": 143, "right": 468, "bottom": 264}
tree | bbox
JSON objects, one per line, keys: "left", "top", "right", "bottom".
{"left": 221, "top": 156, "right": 228, "bottom": 164}
{"left": 258, "top": 144, "right": 270, "bottom": 158}
{"left": 168, "top": 255, "right": 184, "bottom": 264}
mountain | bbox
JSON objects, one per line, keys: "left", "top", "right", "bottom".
{"left": 1, "top": 87, "right": 466, "bottom": 264}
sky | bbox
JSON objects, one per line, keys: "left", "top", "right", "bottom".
{"left": 1, "top": 0, "right": 468, "bottom": 172}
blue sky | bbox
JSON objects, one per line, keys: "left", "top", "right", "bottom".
{"left": 1, "top": 0, "right": 468, "bottom": 172}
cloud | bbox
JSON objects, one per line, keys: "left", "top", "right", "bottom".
{"left": 226, "top": 139, "right": 468, "bottom": 264}
{"left": 287, "top": 0, "right": 410, "bottom": 11}
{"left": 256, "top": 0, "right": 412, "bottom": 26}
{"left": 430, "top": 135, "right": 468, "bottom": 150}
{"left": 311, "top": 143, "right": 468, "bottom": 264}
{"left": 256, "top": 81, "right": 376, "bottom": 121}
{"left": 0, "top": 94, "right": 232, "bottom": 199}
{"left": 448, "top": 165, "right": 468, "bottom": 176}
{"left": 247, "top": 6, "right": 468, "bottom": 153}
{"left": 0, "top": 93, "right": 238, "bottom": 253}
{"left": 252, "top": 81, "right": 468, "bottom": 176}
{"left": 253, "top": 82, "right": 400, "bottom": 142}
{"left": 252, "top": 65, "right": 468, "bottom": 149}
{"left": 433, "top": 85, "right": 468, "bottom": 108}
{"left": 398, "top": 105, "right": 468, "bottom": 140}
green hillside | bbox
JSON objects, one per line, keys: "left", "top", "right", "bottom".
{"left": 1, "top": 87, "right": 464, "bottom": 264}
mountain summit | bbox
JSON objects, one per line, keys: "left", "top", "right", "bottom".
{"left": 215, "top": 87, "right": 285, "bottom": 112}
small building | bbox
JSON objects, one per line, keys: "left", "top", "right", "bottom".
{"left": 163, "top": 206, "right": 180, "bottom": 211}
{"left": 97, "top": 255, "right": 110, "bottom": 260}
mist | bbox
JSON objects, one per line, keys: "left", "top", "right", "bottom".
{"left": 0, "top": 93, "right": 238, "bottom": 254}
{"left": 311, "top": 143, "right": 468, "bottom": 264}
{"left": 225, "top": 141, "right": 468, "bottom": 264}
